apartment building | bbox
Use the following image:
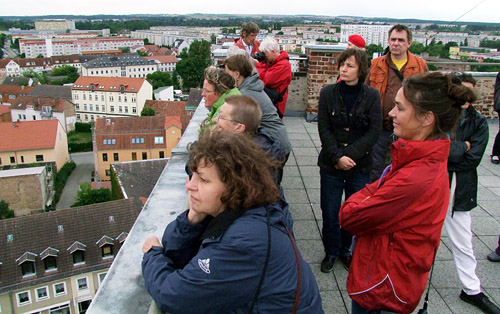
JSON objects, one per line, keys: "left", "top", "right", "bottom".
{"left": 71, "top": 76, "right": 153, "bottom": 122}
{"left": 20, "top": 37, "right": 143, "bottom": 58}
{"left": 0, "top": 198, "right": 141, "bottom": 314}
{"left": 0, "top": 120, "right": 69, "bottom": 171}
{"left": 93, "top": 115, "right": 181, "bottom": 180}
{"left": 81, "top": 54, "right": 158, "bottom": 78}
{"left": 340, "top": 24, "right": 392, "bottom": 46}
{"left": 144, "top": 55, "right": 178, "bottom": 72}
{"left": 10, "top": 96, "right": 76, "bottom": 132}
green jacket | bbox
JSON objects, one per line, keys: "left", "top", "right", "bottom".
{"left": 207, "top": 87, "right": 241, "bottom": 123}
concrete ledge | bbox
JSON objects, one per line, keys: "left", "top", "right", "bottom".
{"left": 87, "top": 104, "right": 207, "bottom": 314}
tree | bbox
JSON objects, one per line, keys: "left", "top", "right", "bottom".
{"left": 146, "top": 70, "right": 178, "bottom": 89}
{"left": 0, "top": 200, "right": 14, "bottom": 220}
{"left": 366, "top": 44, "right": 384, "bottom": 57}
{"left": 210, "top": 33, "right": 216, "bottom": 44}
{"left": 72, "top": 183, "right": 111, "bottom": 207}
{"left": 120, "top": 47, "right": 130, "bottom": 53}
{"left": 144, "top": 38, "right": 150, "bottom": 45}
{"left": 409, "top": 42, "right": 425, "bottom": 55}
{"left": 141, "top": 107, "right": 155, "bottom": 116}
{"left": 175, "top": 40, "right": 212, "bottom": 90}
{"left": 136, "top": 50, "right": 148, "bottom": 56}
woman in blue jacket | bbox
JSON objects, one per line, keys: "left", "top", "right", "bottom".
{"left": 317, "top": 48, "right": 382, "bottom": 272}
{"left": 142, "top": 131, "right": 323, "bottom": 314}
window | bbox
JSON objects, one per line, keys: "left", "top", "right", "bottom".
{"left": 131, "top": 137, "right": 145, "bottom": 144}
{"left": 142, "top": 152, "right": 147, "bottom": 160}
{"left": 101, "top": 95, "right": 104, "bottom": 101}
{"left": 124, "top": 96, "right": 127, "bottom": 102}
{"left": 50, "top": 303, "right": 70, "bottom": 314}
{"left": 124, "top": 106, "right": 128, "bottom": 113}
{"left": 53, "top": 282, "right": 66, "bottom": 296}
{"left": 78, "top": 300, "right": 91, "bottom": 314}
{"left": 103, "top": 138, "right": 116, "bottom": 145}
{"left": 118, "top": 96, "right": 121, "bottom": 102}
{"left": 84, "top": 104, "right": 87, "bottom": 110}
{"left": 102, "top": 244, "right": 113, "bottom": 258}
{"left": 98, "top": 272, "right": 107, "bottom": 286}
{"left": 16, "top": 291, "right": 31, "bottom": 306}
{"left": 109, "top": 96, "right": 113, "bottom": 102}
{"left": 154, "top": 136, "right": 164, "bottom": 144}
{"left": 36, "top": 286, "right": 49, "bottom": 301}
{"left": 33, "top": 115, "right": 36, "bottom": 120}
{"left": 77, "top": 277, "right": 88, "bottom": 290}
{"left": 132, "top": 152, "right": 137, "bottom": 160}
{"left": 102, "top": 153, "right": 108, "bottom": 162}
{"left": 83, "top": 94, "right": 86, "bottom": 100}
{"left": 20, "top": 156, "right": 24, "bottom": 163}
{"left": 44, "top": 256, "right": 57, "bottom": 271}
{"left": 159, "top": 151, "right": 165, "bottom": 158}
{"left": 77, "top": 114, "right": 81, "bottom": 120}
{"left": 23, "top": 114, "right": 26, "bottom": 120}
{"left": 10, "top": 156, "right": 15, "bottom": 163}
{"left": 90, "top": 104, "right": 93, "bottom": 111}
{"left": 21, "top": 261, "right": 35, "bottom": 277}
{"left": 105, "top": 169, "right": 111, "bottom": 176}
{"left": 36, "top": 155, "right": 44, "bottom": 162}
{"left": 73, "top": 250, "right": 85, "bottom": 264}
{"left": 132, "top": 107, "right": 137, "bottom": 113}
{"left": 113, "top": 153, "right": 119, "bottom": 161}
{"left": 110, "top": 106, "right": 114, "bottom": 112}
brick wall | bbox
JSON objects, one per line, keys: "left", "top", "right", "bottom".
{"left": 0, "top": 175, "right": 44, "bottom": 215}
{"left": 305, "top": 46, "right": 344, "bottom": 114}
{"left": 473, "top": 75, "right": 497, "bottom": 119}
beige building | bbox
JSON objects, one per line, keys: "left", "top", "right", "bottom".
{"left": 71, "top": 76, "right": 153, "bottom": 122}
{"left": 34, "top": 19, "right": 76, "bottom": 31}
{"left": 93, "top": 115, "right": 181, "bottom": 180}
{"left": 0, "top": 120, "right": 69, "bottom": 171}
{"left": 0, "top": 166, "right": 53, "bottom": 216}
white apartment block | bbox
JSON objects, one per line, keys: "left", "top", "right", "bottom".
{"left": 20, "top": 37, "right": 144, "bottom": 58}
{"left": 144, "top": 55, "right": 178, "bottom": 73}
{"left": 130, "top": 29, "right": 205, "bottom": 47}
{"left": 82, "top": 55, "right": 158, "bottom": 78}
{"left": 340, "top": 24, "right": 392, "bottom": 46}
{"left": 71, "top": 76, "right": 153, "bottom": 122}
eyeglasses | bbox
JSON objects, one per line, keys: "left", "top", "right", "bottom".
{"left": 216, "top": 113, "right": 241, "bottom": 124}
{"left": 202, "top": 88, "right": 215, "bottom": 94}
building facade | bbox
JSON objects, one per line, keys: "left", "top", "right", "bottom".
{"left": 0, "top": 120, "right": 69, "bottom": 171}
{"left": 82, "top": 54, "right": 158, "bottom": 78}
{"left": 93, "top": 115, "right": 181, "bottom": 180}
{"left": 71, "top": 76, "right": 153, "bottom": 122}
{"left": 34, "top": 19, "right": 76, "bottom": 31}
{"left": 340, "top": 24, "right": 392, "bottom": 46}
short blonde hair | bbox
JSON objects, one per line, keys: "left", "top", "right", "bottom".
{"left": 259, "top": 37, "right": 280, "bottom": 53}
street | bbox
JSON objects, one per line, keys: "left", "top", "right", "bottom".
{"left": 56, "top": 152, "right": 94, "bottom": 210}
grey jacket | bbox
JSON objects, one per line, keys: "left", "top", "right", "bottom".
{"left": 239, "top": 74, "right": 292, "bottom": 154}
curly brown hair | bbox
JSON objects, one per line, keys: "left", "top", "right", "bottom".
{"left": 188, "top": 130, "right": 280, "bottom": 211}
{"left": 204, "top": 66, "right": 235, "bottom": 95}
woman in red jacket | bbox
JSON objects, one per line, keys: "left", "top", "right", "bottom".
{"left": 339, "top": 72, "right": 476, "bottom": 314}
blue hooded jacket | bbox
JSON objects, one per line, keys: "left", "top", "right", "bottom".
{"left": 142, "top": 202, "right": 323, "bottom": 314}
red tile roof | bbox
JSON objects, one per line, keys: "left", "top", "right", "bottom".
{"left": 145, "top": 55, "right": 178, "bottom": 63}
{"left": 164, "top": 116, "right": 181, "bottom": 129}
{"left": 0, "top": 120, "right": 59, "bottom": 152}
{"left": 0, "top": 105, "right": 10, "bottom": 115}
{"left": 10, "top": 96, "right": 67, "bottom": 112}
{"left": 72, "top": 76, "right": 147, "bottom": 93}
{"left": 0, "top": 85, "right": 35, "bottom": 95}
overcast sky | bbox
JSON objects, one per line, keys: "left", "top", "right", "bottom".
{"left": 2, "top": 0, "right": 499, "bottom": 24}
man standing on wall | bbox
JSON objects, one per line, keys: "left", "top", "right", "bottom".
{"left": 234, "top": 22, "right": 261, "bottom": 56}
{"left": 367, "top": 24, "right": 428, "bottom": 182}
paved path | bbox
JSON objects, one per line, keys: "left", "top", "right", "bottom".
{"left": 282, "top": 117, "right": 500, "bottom": 313}
{"left": 56, "top": 152, "right": 94, "bottom": 210}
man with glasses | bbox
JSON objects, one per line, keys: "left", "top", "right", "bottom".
{"left": 214, "top": 95, "right": 288, "bottom": 185}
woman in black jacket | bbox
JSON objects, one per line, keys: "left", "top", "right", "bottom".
{"left": 317, "top": 48, "right": 382, "bottom": 273}
{"left": 444, "top": 73, "right": 500, "bottom": 314}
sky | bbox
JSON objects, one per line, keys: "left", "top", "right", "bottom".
{"left": 2, "top": 0, "right": 500, "bottom": 24}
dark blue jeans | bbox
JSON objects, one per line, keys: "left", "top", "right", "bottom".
{"left": 320, "top": 169, "right": 369, "bottom": 258}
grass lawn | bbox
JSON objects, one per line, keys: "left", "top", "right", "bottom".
{"left": 68, "top": 131, "right": 91, "bottom": 143}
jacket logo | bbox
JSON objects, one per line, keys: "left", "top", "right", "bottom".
{"left": 198, "top": 258, "right": 210, "bottom": 274}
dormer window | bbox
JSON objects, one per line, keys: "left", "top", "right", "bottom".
{"left": 27, "top": 105, "right": 34, "bottom": 110}
{"left": 16, "top": 252, "right": 37, "bottom": 277}
{"left": 40, "top": 247, "right": 59, "bottom": 272}
{"left": 120, "top": 86, "right": 125, "bottom": 93}
{"left": 96, "top": 235, "right": 114, "bottom": 259}
{"left": 67, "top": 241, "right": 86, "bottom": 265}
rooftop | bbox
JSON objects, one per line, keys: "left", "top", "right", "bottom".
{"left": 0, "top": 120, "right": 60, "bottom": 152}
{"left": 72, "top": 76, "right": 148, "bottom": 93}
{"left": 88, "top": 101, "right": 500, "bottom": 313}
{"left": 83, "top": 54, "right": 156, "bottom": 68}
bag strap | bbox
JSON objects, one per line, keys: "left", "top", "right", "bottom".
{"left": 418, "top": 247, "right": 438, "bottom": 313}
{"left": 391, "top": 67, "right": 404, "bottom": 82}
{"left": 286, "top": 227, "right": 301, "bottom": 314}
{"left": 248, "top": 207, "right": 272, "bottom": 313}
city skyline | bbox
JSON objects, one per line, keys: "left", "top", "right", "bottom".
{"left": 2, "top": 0, "right": 499, "bottom": 24}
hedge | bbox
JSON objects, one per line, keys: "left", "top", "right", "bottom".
{"left": 69, "top": 142, "right": 92, "bottom": 153}
{"left": 75, "top": 122, "right": 92, "bottom": 133}
{"left": 53, "top": 160, "right": 76, "bottom": 207}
